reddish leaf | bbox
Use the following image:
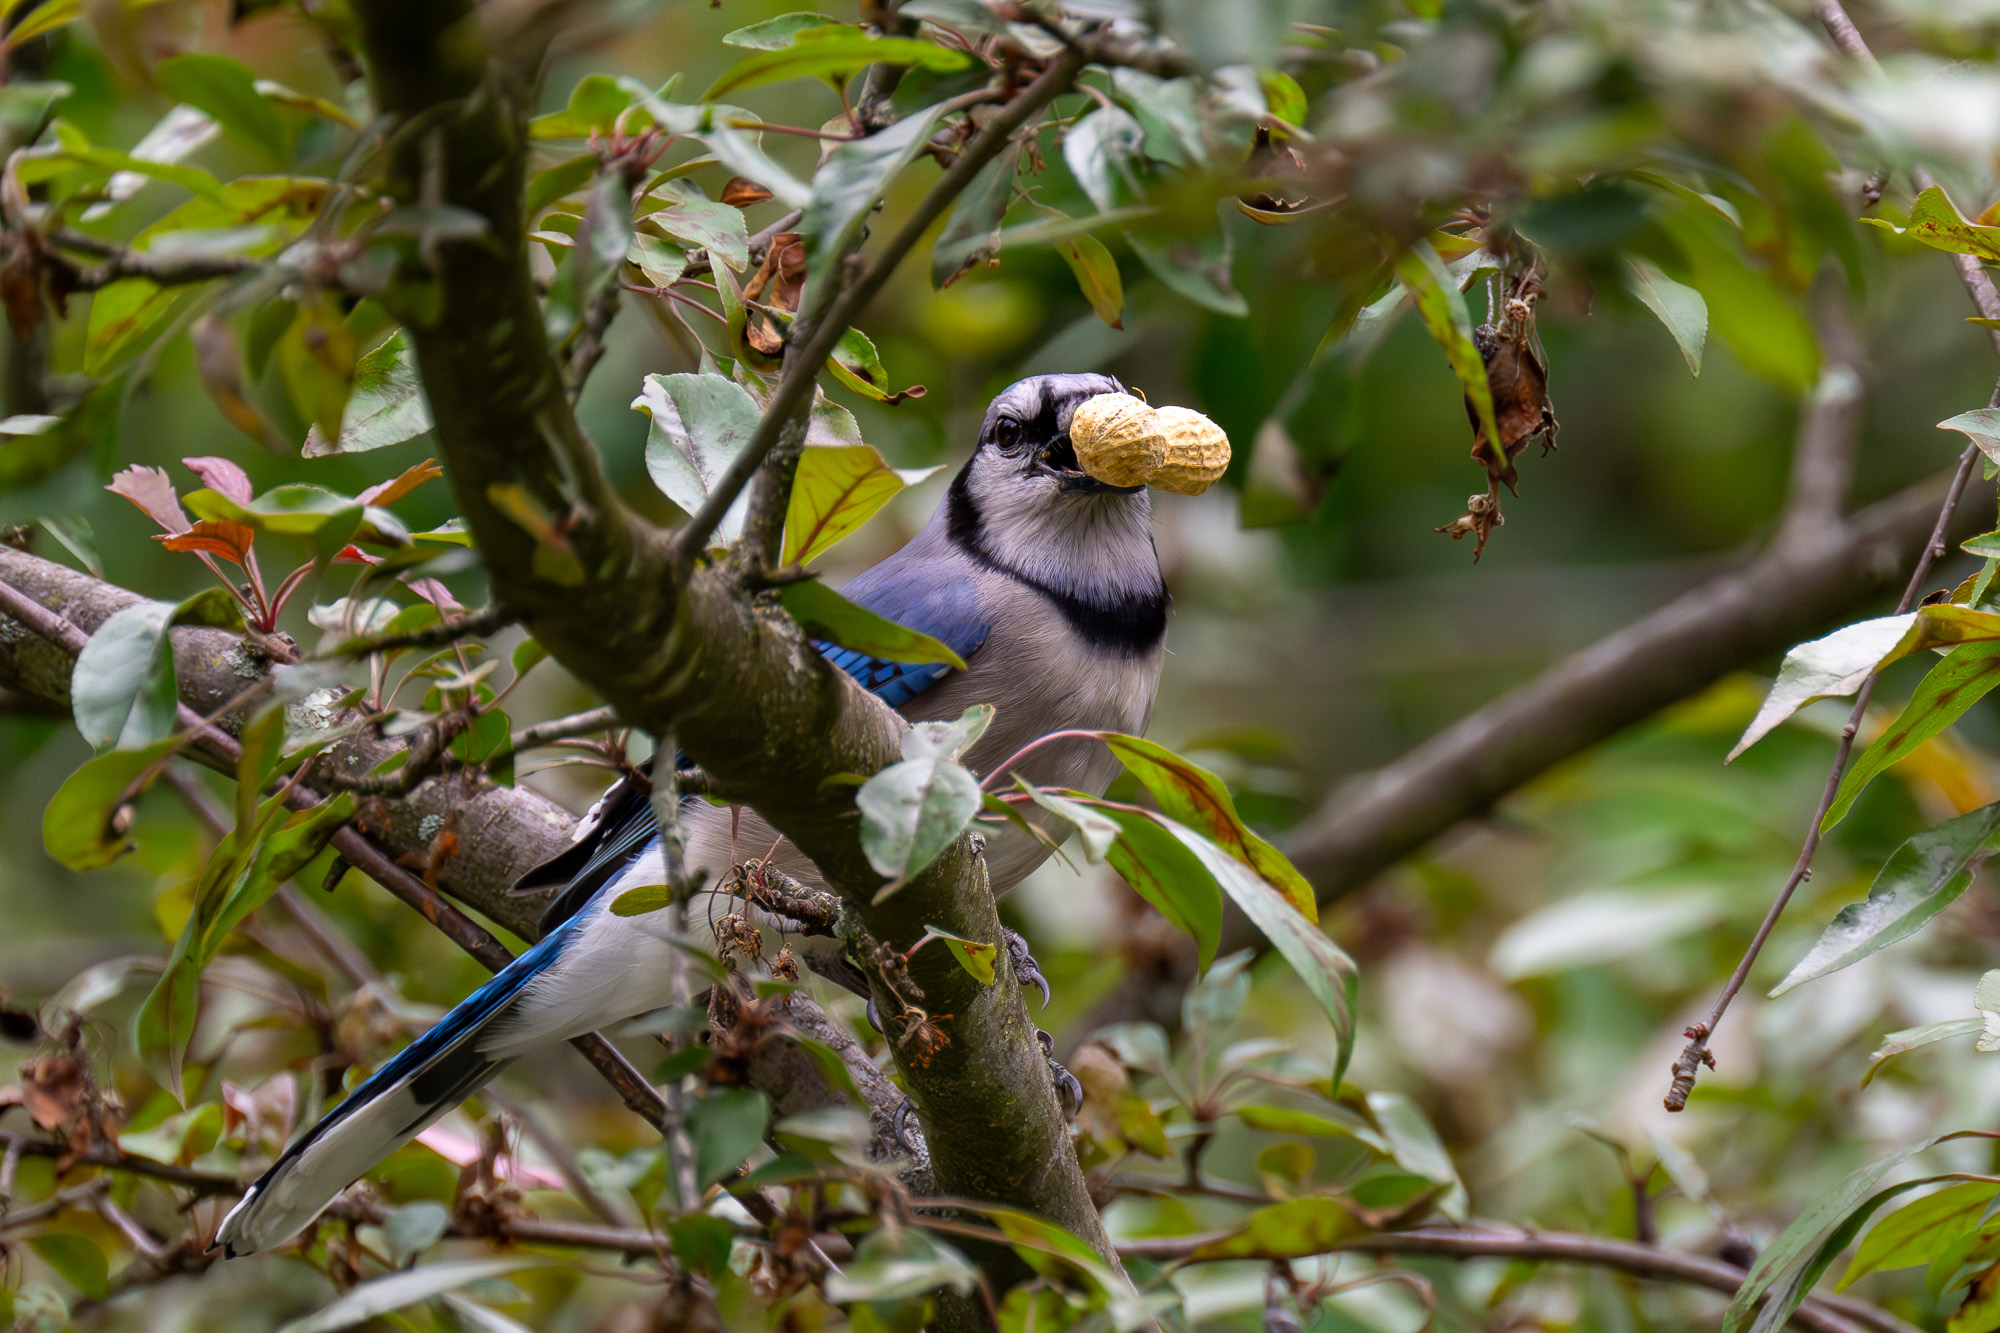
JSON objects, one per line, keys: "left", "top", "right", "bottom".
{"left": 155, "top": 519, "right": 257, "bottom": 566}
{"left": 182, "top": 454, "right": 255, "bottom": 504}
{"left": 333, "top": 545, "right": 384, "bottom": 565}
{"left": 358, "top": 457, "right": 444, "bottom": 507}
{"left": 107, "top": 465, "right": 191, "bottom": 534}
{"left": 404, "top": 576, "right": 464, "bottom": 612}
{"left": 721, "top": 176, "right": 775, "bottom": 207}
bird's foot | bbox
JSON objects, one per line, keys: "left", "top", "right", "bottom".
{"left": 1007, "top": 929, "right": 1051, "bottom": 1009}
{"left": 891, "top": 1099, "right": 923, "bottom": 1155}
{"left": 1039, "top": 1029, "right": 1083, "bottom": 1121}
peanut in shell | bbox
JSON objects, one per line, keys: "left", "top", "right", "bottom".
{"left": 1147, "top": 406, "right": 1231, "bottom": 495}
{"left": 1068, "top": 393, "right": 1165, "bottom": 489}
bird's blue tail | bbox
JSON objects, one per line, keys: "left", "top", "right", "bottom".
{"left": 213, "top": 930, "right": 565, "bottom": 1257}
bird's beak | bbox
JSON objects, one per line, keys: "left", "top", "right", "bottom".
{"left": 1040, "top": 433, "right": 1144, "bottom": 494}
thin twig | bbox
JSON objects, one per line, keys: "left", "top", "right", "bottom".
{"left": 509, "top": 704, "right": 621, "bottom": 750}
{"left": 1113, "top": 1224, "right": 1915, "bottom": 1333}
{"left": 1665, "top": 1, "right": 2000, "bottom": 1110}
{"left": 321, "top": 602, "right": 513, "bottom": 659}
{"left": 668, "top": 46, "right": 1088, "bottom": 562}
{"left": 0, "top": 1134, "right": 238, "bottom": 1196}
{"left": 0, "top": 584, "right": 672, "bottom": 1136}
{"left": 50, "top": 228, "right": 261, "bottom": 291}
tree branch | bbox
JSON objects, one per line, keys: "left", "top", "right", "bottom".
{"left": 342, "top": 0, "right": 1120, "bottom": 1269}
{"left": 1274, "top": 465, "right": 1992, "bottom": 926}
{"left": 1115, "top": 1224, "right": 1915, "bottom": 1333}
{"left": 50, "top": 228, "right": 260, "bottom": 291}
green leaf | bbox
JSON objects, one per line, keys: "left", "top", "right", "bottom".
{"left": 777, "top": 578, "right": 967, "bottom": 669}
{"left": 688, "top": 1086, "right": 769, "bottom": 1189}
{"left": 527, "top": 154, "right": 597, "bottom": 217}
{"left": 71, "top": 599, "right": 179, "bottom": 752}
{"left": 631, "top": 96, "right": 811, "bottom": 208}
{"left": 1092, "top": 732, "right": 1316, "bottom": 917}
{"left": 827, "top": 327, "right": 926, "bottom": 404}
{"left": 1723, "top": 1138, "right": 1955, "bottom": 1333}
{"left": 645, "top": 181, "right": 750, "bottom": 272}
{"left": 1861, "top": 186, "right": 2000, "bottom": 263}
{"left": 5, "top": 0, "right": 79, "bottom": 48}
{"left": 1237, "top": 1103, "right": 1389, "bottom": 1152}
{"left": 1368, "top": 1090, "right": 1467, "bottom": 1218}
{"left": 1773, "top": 803, "right": 2000, "bottom": 997}
{"left": 1395, "top": 238, "right": 1496, "bottom": 455}
{"left": 566, "top": 74, "right": 635, "bottom": 134}
{"left": 856, "top": 724, "right": 984, "bottom": 890}
{"left": 1258, "top": 69, "right": 1308, "bottom": 125}
{"left": 703, "top": 28, "right": 972, "bottom": 101}
{"left": 1022, "top": 786, "right": 1118, "bottom": 864}
{"left": 610, "top": 883, "right": 673, "bottom": 917}
{"left": 633, "top": 371, "right": 762, "bottom": 541}
{"left": 1084, "top": 802, "right": 1223, "bottom": 971}
{"left": 1160, "top": 814, "right": 1357, "bottom": 1083}
{"left": 1842, "top": 1182, "right": 2000, "bottom": 1288}
{"left": 155, "top": 54, "right": 286, "bottom": 163}
{"left": 276, "top": 1259, "right": 547, "bottom": 1333}
{"left": 1942, "top": 409, "right": 2000, "bottom": 468}
{"left": 668, "top": 1215, "right": 738, "bottom": 1277}
{"left": 825, "top": 1226, "right": 979, "bottom": 1304}
{"left": 1128, "top": 224, "right": 1246, "bottom": 317}
{"left": 1064, "top": 107, "right": 1146, "bottom": 215}
{"left": 235, "top": 702, "right": 286, "bottom": 835}
{"left": 1057, "top": 232, "right": 1124, "bottom": 329}
{"left": 923, "top": 923, "right": 996, "bottom": 984}
{"left": 782, "top": 444, "right": 938, "bottom": 567}
{"left": 43, "top": 736, "right": 179, "bottom": 870}
{"left": 1735, "top": 605, "right": 2000, "bottom": 758}
{"left": 724, "top": 11, "right": 840, "bottom": 49}
{"left": 1825, "top": 643, "right": 2000, "bottom": 829}
{"left": 1189, "top": 1198, "right": 1363, "bottom": 1260}
{"left": 804, "top": 101, "right": 954, "bottom": 290}
{"left": 1625, "top": 256, "right": 1707, "bottom": 376}
{"left": 302, "top": 329, "right": 432, "bottom": 456}
{"left": 28, "top": 1234, "right": 107, "bottom": 1301}
{"left": 933, "top": 141, "right": 1021, "bottom": 288}
{"left": 137, "top": 788, "right": 354, "bottom": 1093}
{"left": 1864, "top": 1019, "right": 1984, "bottom": 1086}
{"left": 1665, "top": 207, "right": 1818, "bottom": 392}
{"left": 84, "top": 278, "right": 176, "bottom": 376}
{"left": 1978, "top": 970, "right": 2000, "bottom": 1053}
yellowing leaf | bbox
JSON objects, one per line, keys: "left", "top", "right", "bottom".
{"left": 781, "top": 444, "right": 939, "bottom": 568}
{"left": 1862, "top": 186, "right": 2000, "bottom": 264}
{"left": 1057, "top": 233, "right": 1124, "bottom": 329}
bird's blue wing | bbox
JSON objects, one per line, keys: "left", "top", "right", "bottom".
{"left": 816, "top": 570, "right": 990, "bottom": 710}
{"left": 518, "top": 575, "right": 987, "bottom": 930}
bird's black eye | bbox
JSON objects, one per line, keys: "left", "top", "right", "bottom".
{"left": 993, "top": 416, "right": 1021, "bottom": 451}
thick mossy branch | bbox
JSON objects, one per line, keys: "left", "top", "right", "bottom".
{"left": 346, "top": 0, "right": 1116, "bottom": 1268}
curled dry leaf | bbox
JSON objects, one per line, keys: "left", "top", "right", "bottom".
{"left": 742, "top": 231, "right": 805, "bottom": 356}
{"left": 720, "top": 176, "right": 775, "bottom": 207}
{"left": 1439, "top": 266, "right": 1557, "bottom": 562}
{"left": 1237, "top": 123, "right": 1318, "bottom": 223}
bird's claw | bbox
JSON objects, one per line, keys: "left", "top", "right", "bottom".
{"left": 865, "top": 993, "right": 883, "bottom": 1034}
{"left": 892, "top": 1099, "right": 922, "bottom": 1154}
{"left": 1038, "top": 1029, "right": 1083, "bottom": 1121}
{"left": 1007, "top": 929, "right": 1051, "bottom": 1009}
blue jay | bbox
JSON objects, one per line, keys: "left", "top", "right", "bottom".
{"left": 215, "top": 373, "right": 1169, "bottom": 1256}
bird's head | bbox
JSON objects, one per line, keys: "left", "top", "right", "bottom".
{"left": 942, "top": 373, "right": 1159, "bottom": 597}
{"left": 962, "top": 373, "right": 1145, "bottom": 506}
